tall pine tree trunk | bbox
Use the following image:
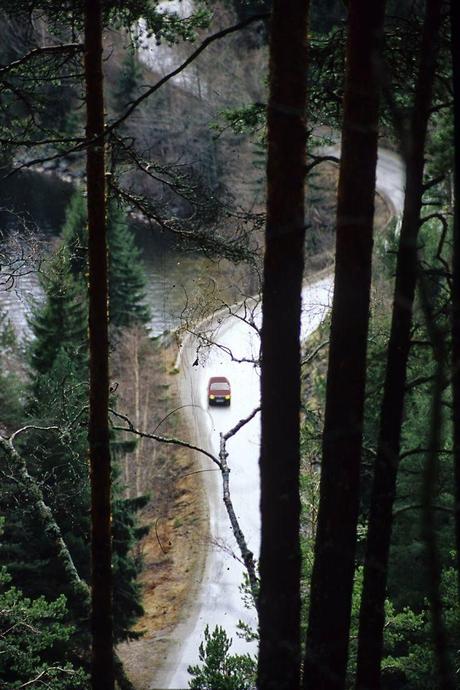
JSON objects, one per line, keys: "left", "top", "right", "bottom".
{"left": 451, "top": 0, "right": 460, "bottom": 605}
{"left": 303, "top": 3, "right": 386, "bottom": 689}
{"left": 257, "top": 1, "right": 309, "bottom": 688}
{"left": 355, "top": 3, "right": 443, "bottom": 688}
{"left": 84, "top": 2, "right": 114, "bottom": 688}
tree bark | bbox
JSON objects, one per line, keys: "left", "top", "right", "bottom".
{"left": 451, "top": 0, "right": 460, "bottom": 606}
{"left": 303, "top": 3, "right": 386, "bottom": 689}
{"left": 257, "top": 2, "right": 309, "bottom": 689}
{"left": 355, "top": 3, "right": 443, "bottom": 688}
{"left": 84, "top": 2, "right": 114, "bottom": 688}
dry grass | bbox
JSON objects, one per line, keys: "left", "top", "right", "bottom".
{"left": 113, "top": 334, "right": 209, "bottom": 690}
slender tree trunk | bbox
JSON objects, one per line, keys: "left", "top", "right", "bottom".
{"left": 303, "top": 3, "right": 386, "bottom": 689}
{"left": 355, "top": 4, "right": 443, "bottom": 689}
{"left": 84, "top": 2, "right": 114, "bottom": 689}
{"left": 418, "top": 277, "right": 456, "bottom": 690}
{"left": 451, "top": 0, "right": 460, "bottom": 605}
{"left": 257, "top": 2, "right": 309, "bottom": 688}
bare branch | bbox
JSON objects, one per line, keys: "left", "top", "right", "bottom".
{"left": 7, "top": 424, "right": 59, "bottom": 447}
{"left": 219, "top": 431, "right": 258, "bottom": 603}
{"left": 0, "top": 43, "right": 83, "bottom": 75}
{"left": 105, "top": 14, "right": 270, "bottom": 137}
{"left": 109, "top": 407, "right": 222, "bottom": 469}
{"left": 109, "top": 407, "right": 260, "bottom": 604}
{"left": 302, "top": 340, "right": 329, "bottom": 366}
{"left": 223, "top": 407, "right": 261, "bottom": 442}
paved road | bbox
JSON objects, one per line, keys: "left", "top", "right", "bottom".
{"left": 150, "top": 148, "right": 405, "bottom": 689}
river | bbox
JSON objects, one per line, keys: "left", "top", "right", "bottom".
{"left": 0, "top": 170, "right": 207, "bottom": 340}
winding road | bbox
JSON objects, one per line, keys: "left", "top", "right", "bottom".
{"left": 150, "top": 148, "right": 405, "bottom": 689}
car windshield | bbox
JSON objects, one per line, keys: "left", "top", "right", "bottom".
{"left": 210, "top": 382, "right": 230, "bottom": 391}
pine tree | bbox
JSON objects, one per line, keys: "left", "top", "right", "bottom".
{"left": 0, "top": 564, "right": 89, "bottom": 690}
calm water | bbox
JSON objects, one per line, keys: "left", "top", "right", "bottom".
{"left": 0, "top": 171, "right": 203, "bottom": 340}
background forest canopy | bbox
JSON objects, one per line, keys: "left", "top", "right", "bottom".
{"left": 0, "top": 1, "right": 459, "bottom": 690}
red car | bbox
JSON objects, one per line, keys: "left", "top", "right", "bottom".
{"left": 208, "top": 376, "right": 231, "bottom": 406}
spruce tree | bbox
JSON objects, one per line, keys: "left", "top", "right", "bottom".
{"left": 0, "top": 234, "right": 148, "bottom": 645}
{"left": 107, "top": 202, "right": 150, "bottom": 328}
{"left": 62, "top": 191, "right": 88, "bottom": 277}
{"left": 28, "top": 249, "right": 87, "bottom": 378}
{"left": 111, "top": 49, "right": 142, "bottom": 117}
{"left": 61, "top": 192, "right": 150, "bottom": 328}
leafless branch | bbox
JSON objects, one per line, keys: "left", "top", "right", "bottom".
{"left": 109, "top": 407, "right": 260, "bottom": 605}
{"left": 109, "top": 407, "right": 222, "bottom": 469}
{"left": 302, "top": 340, "right": 329, "bottom": 366}
{"left": 223, "top": 407, "right": 261, "bottom": 442}
{"left": 0, "top": 43, "right": 83, "bottom": 75}
{"left": 7, "top": 424, "right": 59, "bottom": 447}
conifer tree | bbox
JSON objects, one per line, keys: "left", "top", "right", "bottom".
{"left": 28, "top": 250, "right": 87, "bottom": 378}
{"left": 61, "top": 191, "right": 150, "bottom": 328}
{"left": 107, "top": 203, "right": 150, "bottom": 328}
{"left": 62, "top": 192, "right": 88, "bottom": 277}
{"left": 0, "top": 233, "right": 148, "bottom": 646}
{"left": 111, "top": 49, "right": 142, "bottom": 117}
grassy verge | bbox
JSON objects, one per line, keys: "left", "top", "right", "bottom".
{"left": 113, "top": 329, "right": 209, "bottom": 689}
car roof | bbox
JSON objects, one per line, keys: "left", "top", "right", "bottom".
{"left": 208, "top": 376, "right": 230, "bottom": 384}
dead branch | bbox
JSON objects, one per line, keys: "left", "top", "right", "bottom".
{"left": 0, "top": 43, "right": 83, "bottom": 75}
{"left": 109, "top": 406, "right": 261, "bottom": 606}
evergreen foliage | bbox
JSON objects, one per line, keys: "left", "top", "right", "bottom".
{"left": 62, "top": 192, "right": 88, "bottom": 278}
{"left": 187, "top": 625, "right": 256, "bottom": 690}
{"left": 111, "top": 49, "right": 142, "bottom": 116}
{"left": 28, "top": 250, "right": 87, "bottom": 378}
{"left": 0, "top": 222, "right": 149, "bottom": 647}
{"left": 0, "top": 310, "right": 24, "bottom": 429}
{"left": 61, "top": 192, "right": 150, "bottom": 328}
{"left": 0, "top": 566, "right": 89, "bottom": 690}
{"left": 107, "top": 202, "right": 150, "bottom": 328}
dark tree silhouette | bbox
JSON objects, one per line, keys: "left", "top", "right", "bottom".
{"left": 257, "top": 1, "right": 309, "bottom": 689}
{"left": 451, "top": 0, "right": 460, "bottom": 606}
{"left": 303, "top": 2, "right": 386, "bottom": 689}
{"left": 84, "top": 1, "right": 114, "bottom": 688}
{"left": 355, "top": 2, "right": 443, "bottom": 688}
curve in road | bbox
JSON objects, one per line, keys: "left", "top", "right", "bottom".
{"left": 150, "top": 148, "right": 405, "bottom": 690}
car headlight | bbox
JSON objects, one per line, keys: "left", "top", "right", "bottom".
{"left": 209, "top": 395, "right": 215, "bottom": 399}
{"left": 225, "top": 395, "right": 230, "bottom": 400}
